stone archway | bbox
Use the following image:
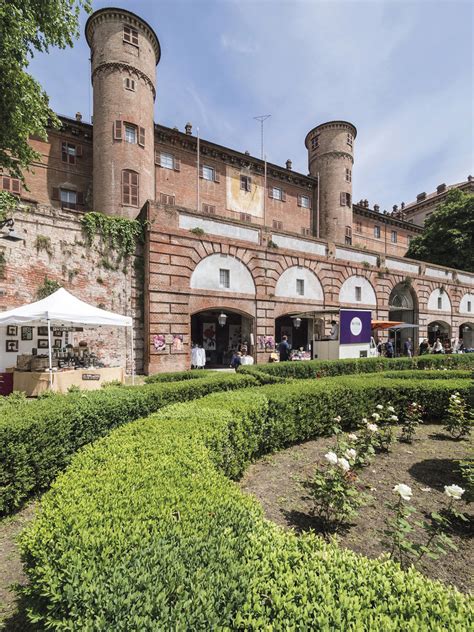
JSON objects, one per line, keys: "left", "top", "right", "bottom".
{"left": 388, "top": 283, "right": 419, "bottom": 355}
{"left": 459, "top": 322, "right": 474, "bottom": 350}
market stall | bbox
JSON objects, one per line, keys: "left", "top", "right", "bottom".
{"left": 0, "top": 288, "right": 133, "bottom": 396}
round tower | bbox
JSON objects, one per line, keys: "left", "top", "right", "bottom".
{"left": 85, "top": 8, "right": 160, "bottom": 218}
{"left": 305, "top": 121, "right": 357, "bottom": 244}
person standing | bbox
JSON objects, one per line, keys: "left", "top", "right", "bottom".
{"left": 329, "top": 320, "right": 339, "bottom": 340}
{"left": 418, "top": 338, "right": 429, "bottom": 355}
{"left": 385, "top": 338, "right": 394, "bottom": 358}
{"left": 279, "top": 335, "right": 290, "bottom": 361}
{"left": 403, "top": 337, "right": 413, "bottom": 357}
{"left": 433, "top": 338, "right": 444, "bottom": 354}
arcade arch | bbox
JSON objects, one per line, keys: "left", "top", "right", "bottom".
{"left": 190, "top": 254, "right": 255, "bottom": 294}
{"left": 339, "top": 276, "right": 376, "bottom": 306}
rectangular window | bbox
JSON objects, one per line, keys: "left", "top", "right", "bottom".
{"left": 468, "top": 301, "right": 472, "bottom": 313}
{"left": 160, "top": 153, "right": 174, "bottom": 169}
{"left": 240, "top": 213, "right": 251, "bottom": 223}
{"left": 124, "top": 77, "right": 135, "bottom": 91}
{"left": 60, "top": 189, "right": 77, "bottom": 210}
{"left": 202, "top": 203, "right": 215, "bottom": 215}
{"left": 347, "top": 133, "right": 353, "bottom": 147}
{"left": 298, "top": 194, "right": 310, "bottom": 208}
{"left": 61, "top": 142, "right": 77, "bottom": 164}
{"left": 124, "top": 124, "right": 137, "bottom": 144}
{"left": 355, "top": 221, "right": 362, "bottom": 233}
{"left": 202, "top": 165, "right": 215, "bottom": 181}
{"left": 240, "top": 175, "right": 251, "bottom": 192}
{"left": 271, "top": 187, "right": 283, "bottom": 201}
{"left": 391, "top": 230, "right": 398, "bottom": 243}
{"left": 311, "top": 135, "right": 320, "bottom": 150}
{"left": 345, "top": 168, "right": 352, "bottom": 182}
{"left": 437, "top": 297, "right": 442, "bottom": 310}
{"left": 159, "top": 193, "right": 175, "bottom": 205}
{"left": 340, "top": 192, "right": 351, "bottom": 206}
{"left": 1, "top": 175, "right": 21, "bottom": 195}
{"left": 272, "top": 219, "right": 283, "bottom": 230}
{"left": 123, "top": 25, "right": 139, "bottom": 46}
{"left": 374, "top": 225, "right": 381, "bottom": 238}
{"left": 219, "top": 269, "right": 230, "bottom": 289}
{"left": 296, "top": 279, "right": 305, "bottom": 296}
{"left": 355, "top": 286, "right": 362, "bottom": 302}
{"left": 345, "top": 226, "right": 352, "bottom": 245}
{"left": 301, "top": 227, "right": 311, "bottom": 236}
{"left": 122, "top": 171, "right": 139, "bottom": 206}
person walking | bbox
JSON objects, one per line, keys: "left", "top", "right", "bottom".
{"left": 278, "top": 335, "right": 290, "bottom": 361}
{"left": 385, "top": 338, "right": 394, "bottom": 358}
{"left": 403, "top": 337, "right": 413, "bottom": 357}
{"left": 230, "top": 351, "right": 242, "bottom": 370}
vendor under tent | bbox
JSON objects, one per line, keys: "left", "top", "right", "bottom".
{"left": 0, "top": 288, "right": 134, "bottom": 395}
{"left": 388, "top": 323, "right": 419, "bottom": 357}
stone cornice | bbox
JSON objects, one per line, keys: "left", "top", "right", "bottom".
{"left": 353, "top": 205, "right": 423, "bottom": 232}
{"left": 305, "top": 120, "right": 357, "bottom": 147}
{"left": 92, "top": 62, "right": 156, "bottom": 100}
{"left": 155, "top": 125, "right": 317, "bottom": 189}
{"left": 309, "top": 150, "right": 354, "bottom": 163}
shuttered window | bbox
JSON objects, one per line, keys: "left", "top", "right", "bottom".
{"left": 272, "top": 219, "right": 283, "bottom": 230}
{"left": 124, "top": 77, "right": 136, "bottom": 91}
{"left": 240, "top": 175, "right": 251, "bottom": 192}
{"left": 61, "top": 142, "right": 78, "bottom": 164}
{"left": 1, "top": 175, "right": 21, "bottom": 195}
{"left": 270, "top": 187, "right": 285, "bottom": 201}
{"left": 298, "top": 194, "right": 311, "bottom": 208}
{"left": 159, "top": 193, "right": 175, "bottom": 205}
{"left": 122, "top": 170, "right": 139, "bottom": 206}
{"left": 59, "top": 189, "right": 83, "bottom": 210}
{"left": 340, "top": 192, "right": 351, "bottom": 206}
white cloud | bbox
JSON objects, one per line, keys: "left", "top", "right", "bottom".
{"left": 220, "top": 34, "right": 259, "bottom": 54}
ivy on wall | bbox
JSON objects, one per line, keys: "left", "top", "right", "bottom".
{"left": 37, "top": 276, "right": 61, "bottom": 299}
{"left": 80, "top": 212, "right": 143, "bottom": 259}
{"left": 0, "top": 191, "right": 17, "bottom": 221}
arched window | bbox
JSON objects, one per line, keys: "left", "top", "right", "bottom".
{"left": 122, "top": 170, "right": 139, "bottom": 206}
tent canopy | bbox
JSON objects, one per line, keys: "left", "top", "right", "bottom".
{"left": 0, "top": 288, "right": 132, "bottom": 327}
{"left": 371, "top": 320, "right": 404, "bottom": 330}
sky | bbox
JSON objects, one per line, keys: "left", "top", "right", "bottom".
{"left": 28, "top": 0, "right": 473, "bottom": 211}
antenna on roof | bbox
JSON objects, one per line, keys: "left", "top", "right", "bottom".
{"left": 253, "top": 114, "right": 271, "bottom": 159}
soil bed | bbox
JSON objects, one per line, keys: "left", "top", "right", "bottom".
{"left": 240, "top": 423, "right": 473, "bottom": 593}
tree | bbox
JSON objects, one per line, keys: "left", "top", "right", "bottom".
{"left": 405, "top": 189, "right": 474, "bottom": 273}
{"left": 0, "top": 0, "right": 91, "bottom": 182}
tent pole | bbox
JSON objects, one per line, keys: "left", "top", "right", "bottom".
{"left": 130, "top": 324, "right": 135, "bottom": 385}
{"left": 47, "top": 318, "right": 53, "bottom": 389}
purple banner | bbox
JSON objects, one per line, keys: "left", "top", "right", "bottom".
{"left": 339, "top": 309, "right": 372, "bottom": 345}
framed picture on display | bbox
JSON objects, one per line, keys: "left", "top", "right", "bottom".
{"left": 6, "top": 325, "right": 18, "bottom": 336}
{"left": 38, "top": 326, "right": 48, "bottom": 336}
{"left": 21, "top": 326, "right": 34, "bottom": 341}
{"left": 54, "top": 339, "right": 62, "bottom": 348}
{"left": 53, "top": 328, "right": 63, "bottom": 338}
{"left": 37, "top": 339, "right": 49, "bottom": 349}
{"left": 6, "top": 340, "right": 18, "bottom": 352}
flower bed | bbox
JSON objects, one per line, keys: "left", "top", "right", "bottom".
{"left": 20, "top": 375, "right": 472, "bottom": 629}
{"left": 0, "top": 372, "right": 259, "bottom": 516}
{"left": 239, "top": 353, "right": 474, "bottom": 380}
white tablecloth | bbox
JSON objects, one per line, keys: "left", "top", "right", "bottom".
{"left": 240, "top": 355, "right": 254, "bottom": 365}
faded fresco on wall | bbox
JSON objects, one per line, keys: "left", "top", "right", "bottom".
{"left": 226, "top": 166, "right": 264, "bottom": 217}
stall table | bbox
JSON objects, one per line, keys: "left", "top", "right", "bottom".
{"left": 13, "top": 367, "right": 124, "bottom": 396}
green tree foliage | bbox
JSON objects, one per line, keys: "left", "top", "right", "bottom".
{"left": 0, "top": 0, "right": 91, "bottom": 182}
{"left": 406, "top": 189, "right": 474, "bottom": 272}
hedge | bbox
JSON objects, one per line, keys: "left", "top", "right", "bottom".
{"left": 240, "top": 352, "right": 474, "bottom": 380}
{"left": 144, "top": 369, "right": 217, "bottom": 383}
{"left": 381, "top": 369, "right": 473, "bottom": 380}
{"left": 0, "top": 372, "right": 259, "bottom": 516}
{"left": 20, "top": 375, "right": 473, "bottom": 629}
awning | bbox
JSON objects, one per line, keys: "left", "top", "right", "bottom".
{"left": 0, "top": 288, "right": 132, "bottom": 327}
{"left": 388, "top": 323, "right": 419, "bottom": 331}
{"left": 371, "top": 320, "right": 404, "bottom": 330}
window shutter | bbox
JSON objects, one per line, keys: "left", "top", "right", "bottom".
{"left": 268, "top": 188, "right": 273, "bottom": 199}
{"left": 281, "top": 189, "right": 286, "bottom": 202}
{"left": 52, "top": 187, "right": 60, "bottom": 200}
{"left": 214, "top": 169, "right": 220, "bottom": 183}
{"left": 77, "top": 192, "right": 84, "bottom": 205}
{"left": 347, "top": 193, "right": 352, "bottom": 206}
{"left": 2, "top": 176, "right": 10, "bottom": 191}
{"left": 246, "top": 177, "right": 252, "bottom": 192}
{"left": 308, "top": 196, "right": 312, "bottom": 209}
{"left": 297, "top": 194, "right": 302, "bottom": 207}
{"left": 199, "top": 165, "right": 203, "bottom": 178}
{"left": 173, "top": 157, "right": 181, "bottom": 172}
{"left": 114, "top": 120, "right": 122, "bottom": 140}
{"left": 138, "top": 127, "right": 145, "bottom": 147}
{"left": 76, "top": 144, "right": 83, "bottom": 157}
{"left": 11, "top": 179, "right": 21, "bottom": 194}
{"left": 340, "top": 192, "right": 345, "bottom": 206}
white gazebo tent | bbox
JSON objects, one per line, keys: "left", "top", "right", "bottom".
{"left": 0, "top": 288, "right": 134, "bottom": 386}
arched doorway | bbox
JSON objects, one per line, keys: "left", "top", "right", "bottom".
{"left": 427, "top": 320, "right": 451, "bottom": 347}
{"left": 388, "top": 283, "right": 418, "bottom": 356}
{"left": 191, "top": 309, "right": 254, "bottom": 368}
{"left": 459, "top": 323, "right": 474, "bottom": 350}
{"left": 275, "top": 315, "right": 313, "bottom": 356}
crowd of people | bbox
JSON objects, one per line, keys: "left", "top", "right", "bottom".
{"left": 376, "top": 336, "right": 465, "bottom": 357}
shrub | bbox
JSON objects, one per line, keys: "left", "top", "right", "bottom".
{"left": 239, "top": 353, "right": 474, "bottom": 380}
{"left": 19, "top": 375, "right": 473, "bottom": 629}
{"left": 458, "top": 459, "right": 474, "bottom": 503}
{"left": 144, "top": 369, "right": 217, "bottom": 383}
{"left": 444, "top": 391, "right": 473, "bottom": 439}
{"left": 0, "top": 372, "right": 258, "bottom": 516}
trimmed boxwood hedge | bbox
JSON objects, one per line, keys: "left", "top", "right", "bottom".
{"left": 144, "top": 369, "right": 217, "bottom": 383}
{"left": 20, "top": 375, "right": 473, "bottom": 630}
{"left": 381, "top": 369, "right": 473, "bottom": 380}
{"left": 240, "top": 353, "right": 474, "bottom": 380}
{"left": 0, "top": 372, "right": 259, "bottom": 516}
